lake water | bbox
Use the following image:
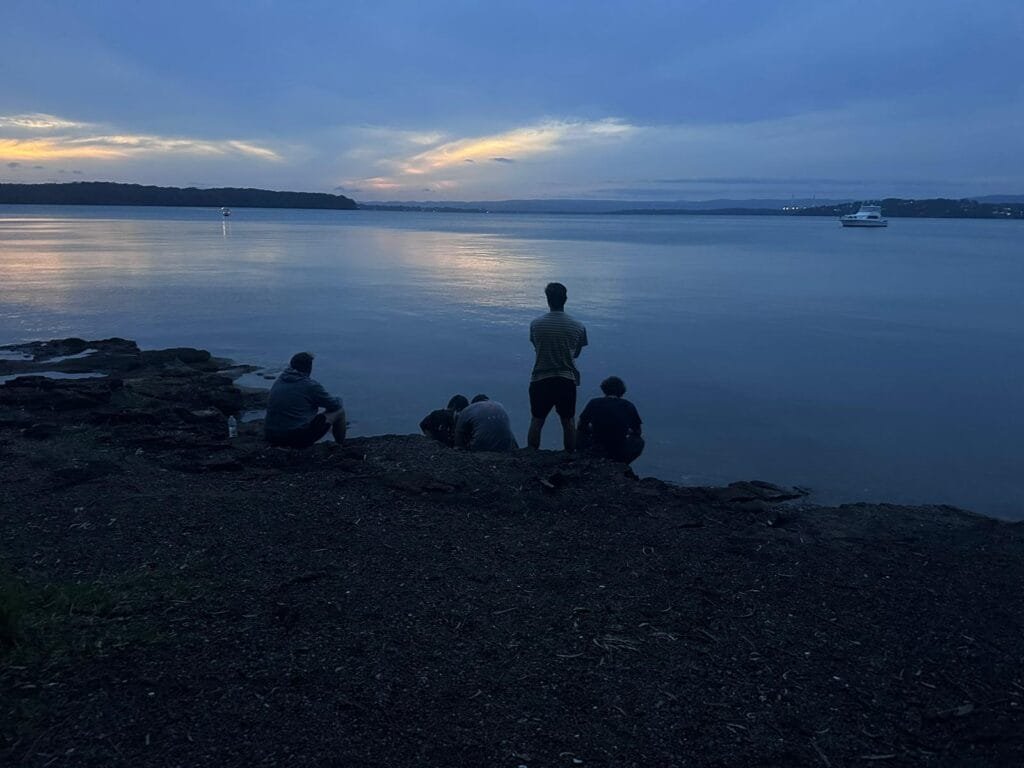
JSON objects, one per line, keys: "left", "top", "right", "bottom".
{"left": 1, "top": 205, "right": 1022, "bottom": 519}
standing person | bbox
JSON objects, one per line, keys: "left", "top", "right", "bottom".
{"left": 578, "top": 376, "right": 645, "bottom": 464}
{"left": 419, "top": 394, "right": 470, "bottom": 446}
{"left": 264, "top": 352, "right": 346, "bottom": 447}
{"left": 527, "top": 282, "right": 588, "bottom": 451}
{"left": 454, "top": 395, "right": 518, "bottom": 452}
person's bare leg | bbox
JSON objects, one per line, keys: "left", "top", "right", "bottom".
{"left": 528, "top": 417, "right": 545, "bottom": 449}
{"left": 326, "top": 409, "right": 347, "bottom": 443}
{"left": 560, "top": 416, "right": 576, "bottom": 452}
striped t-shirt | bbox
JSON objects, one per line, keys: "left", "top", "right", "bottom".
{"left": 529, "top": 310, "right": 588, "bottom": 384}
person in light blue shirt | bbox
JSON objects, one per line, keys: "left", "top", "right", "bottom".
{"left": 454, "top": 394, "right": 518, "bottom": 452}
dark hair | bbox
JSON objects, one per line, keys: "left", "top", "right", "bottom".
{"left": 289, "top": 351, "right": 315, "bottom": 374}
{"left": 545, "top": 282, "right": 567, "bottom": 310}
{"left": 447, "top": 394, "right": 470, "bottom": 412}
{"left": 600, "top": 376, "right": 626, "bottom": 397}
{"left": 470, "top": 394, "right": 489, "bottom": 404}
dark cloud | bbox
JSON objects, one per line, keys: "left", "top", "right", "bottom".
{"left": 33, "top": 165, "right": 45, "bottom": 170}
{"left": 72, "top": 169, "right": 83, "bottom": 175}
{"left": 2, "top": 2, "right": 1021, "bottom": 198}
{"left": 7, "top": 1, "right": 1016, "bottom": 132}
{"left": 6, "top": 162, "right": 21, "bottom": 169}
{"left": 491, "top": 157, "right": 515, "bottom": 164}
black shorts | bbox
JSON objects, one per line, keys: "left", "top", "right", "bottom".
{"left": 266, "top": 413, "right": 331, "bottom": 448}
{"left": 529, "top": 377, "right": 577, "bottom": 419}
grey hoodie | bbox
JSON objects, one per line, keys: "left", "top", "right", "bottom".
{"left": 264, "top": 367, "right": 343, "bottom": 436}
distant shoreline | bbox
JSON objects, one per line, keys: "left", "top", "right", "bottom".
{"left": 0, "top": 181, "right": 357, "bottom": 211}
{"left": 3, "top": 182, "right": 1024, "bottom": 219}
{"left": 363, "top": 199, "right": 1024, "bottom": 219}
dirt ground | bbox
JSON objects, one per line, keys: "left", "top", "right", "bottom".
{"left": 2, "top": 339, "right": 1022, "bottom": 767}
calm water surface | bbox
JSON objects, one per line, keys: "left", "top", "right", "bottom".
{"left": 1, "top": 206, "right": 1022, "bottom": 519}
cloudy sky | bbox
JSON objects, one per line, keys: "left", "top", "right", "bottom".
{"left": 1, "top": 0, "right": 1021, "bottom": 202}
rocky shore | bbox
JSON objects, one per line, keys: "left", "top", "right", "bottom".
{"left": 1, "top": 339, "right": 1022, "bottom": 767}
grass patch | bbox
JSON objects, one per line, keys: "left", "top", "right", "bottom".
{"left": 1, "top": 566, "right": 191, "bottom": 752}
{"left": 0, "top": 566, "right": 186, "bottom": 664}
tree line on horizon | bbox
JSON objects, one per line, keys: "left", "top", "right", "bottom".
{"left": 790, "top": 198, "right": 1024, "bottom": 219}
{"left": 0, "top": 182, "right": 357, "bottom": 210}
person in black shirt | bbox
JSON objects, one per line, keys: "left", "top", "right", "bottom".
{"left": 419, "top": 394, "right": 470, "bottom": 446}
{"left": 577, "top": 376, "right": 644, "bottom": 464}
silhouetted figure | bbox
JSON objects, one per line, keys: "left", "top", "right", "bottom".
{"left": 527, "top": 282, "right": 588, "bottom": 451}
{"left": 454, "top": 394, "right": 518, "bottom": 452}
{"left": 420, "top": 394, "right": 470, "bottom": 446}
{"left": 264, "top": 352, "right": 346, "bottom": 447}
{"left": 578, "top": 376, "right": 644, "bottom": 464}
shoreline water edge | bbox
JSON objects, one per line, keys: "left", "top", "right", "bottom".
{"left": 1, "top": 338, "right": 1022, "bottom": 766}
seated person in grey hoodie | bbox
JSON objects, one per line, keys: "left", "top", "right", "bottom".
{"left": 264, "top": 352, "right": 346, "bottom": 447}
{"left": 577, "top": 376, "right": 644, "bottom": 464}
{"left": 453, "top": 394, "right": 518, "bottom": 452}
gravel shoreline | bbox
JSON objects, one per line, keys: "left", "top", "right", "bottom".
{"left": 2, "top": 339, "right": 1022, "bottom": 767}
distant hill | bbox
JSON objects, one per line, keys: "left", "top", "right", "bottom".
{"left": 792, "top": 198, "right": 1024, "bottom": 219}
{"left": 0, "top": 182, "right": 357, "bottom": 210}
{"left": 363, "top": 196, "right": 1024, "bottom": 218}
{"left": 364, "top": 197, "right": 849, "bottom": 214}
{"left": 975, "top": 194, "right": 1024, "bottom": 204}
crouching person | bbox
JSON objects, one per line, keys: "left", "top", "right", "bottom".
{"left": 578, "top": 376, "right": 644, "bottom": 464}
{"left": 420, "top": 394, "right": 470, "bottom": 446}
{"left": 454, "top": 395, "right": 518, "bottom": 452}
{"left": 265, "top": 352, "right": 346, "bottom": 447}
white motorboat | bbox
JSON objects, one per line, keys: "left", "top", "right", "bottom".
{"left": 220, "top": 207, "right": 232, "bottom": 217}
{"left": 841, "top": 204, "right": 887, "bottom": 227}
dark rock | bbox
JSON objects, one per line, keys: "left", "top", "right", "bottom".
{"left": 0, "top": 379, "right": 112, "bottom": 412}
{"left": 719, "top": 480, "right": 807, "bottom": 503}
{"left": 1, "top": 375, "right": 54, "bottom": 389}
{"left": 141, "top": 347, "right": 212, "bottom": 366}
{"left": 150, "top": 360, "right": 204, "bottom": 378}
{"left": 0, "top": 338, "right": 145, "bottom": 378}
{"left": 204, "top": 387, "right": 244, "bottom": 415}
{"left": 30, "top": 337, "right": 90, "bottom": 359}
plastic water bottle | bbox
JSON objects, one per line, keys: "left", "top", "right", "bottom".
{"left": 227, "top": 415, "right": 238, "bottom": 438}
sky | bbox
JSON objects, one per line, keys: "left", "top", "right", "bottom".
{"left": 1, "top": 0, "right": 1022, "bottom": 202}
